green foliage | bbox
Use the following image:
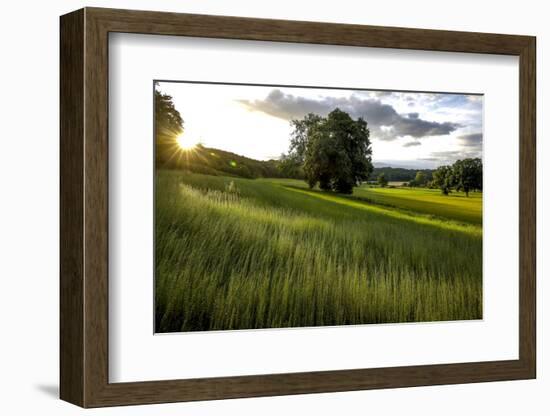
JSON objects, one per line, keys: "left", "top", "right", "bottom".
{"left": 289, "top": 113, "right": 323, "bottom": 164}
{"left": 286, "top": 109, "right": 373, "bottom": 194}
{"left": 155, "top": 171, "right": 482, "bottom": 332}
{"left": 155, "top": 86, "right": 185, "bottom": 166}
{"left": 377, "top": 173, "right": 388, "bottom": 187}
{"left": 353, "top": 185, "right": 482, "bottom": 224}
{"left": 156, "top": 144, "right": 285, "bottom": 179}
{"left": 415, "top": 171, "right": 427, "bottom": 186}
{"left": 453, "top": 158, "right": 482, "bottom": 197}
{"left": 369, "top": 167, "right": 433, "bottom": 182}
{"left": 432, "top": 165, "right": 455, "bottom": 195}
{"left": 277, "top": 152, "right": 304, "bottom": 179}
{"left": 154, "top": 86, "right": 184, "bottom": 143}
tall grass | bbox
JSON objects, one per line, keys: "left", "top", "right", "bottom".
{"left": 155, "top": 171, "right": 482, "bottom": 332}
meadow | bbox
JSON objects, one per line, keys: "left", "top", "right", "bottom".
{"left": 155, "top": 170, "right": 483, "bottom": 332}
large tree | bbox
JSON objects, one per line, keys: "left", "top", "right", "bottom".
{"left": 432, "top": 165, "right": 455, "bottom": 195}
{"left": 155, "top": 87, "right": 184, "bottom": 144}
{"left": 453, "top": 158, "right": 482, "bottom": 196}
{"left": 277, "top": 152, "right": 304, "bottom": 179}
{"left": 154, "top": 86, "right": 184, "bottom": 166}
{"left": 288, "top": 113, "right": 323, "bottom": 164}
{"left": 286, "top": 109, "right": 373, "bottom": 194}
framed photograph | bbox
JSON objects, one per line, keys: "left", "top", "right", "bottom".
{"left": 60, "top": 7, "right": 536, "bottom": 407}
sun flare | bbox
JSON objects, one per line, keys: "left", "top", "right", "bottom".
{"left": 176, "top": 134, "right": 199, "bottom": 151}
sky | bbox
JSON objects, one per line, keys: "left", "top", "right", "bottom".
{"left": 156, "top": 81, "right": 483, "bottom": 169}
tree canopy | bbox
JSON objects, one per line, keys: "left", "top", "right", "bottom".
{"left": 155, "top": 87, "right": 185, "bottom": 167}
{"left": 155, "top": 88, "right": 184, "bottom": 143}
{"left": 414, "top": 171, "right": 427, "bottom": 186}
{"left": 285, "top": 109, "right": 373, "bottom": 194}
{"left": 431, "top": 158, "right": 482, "bottom": 196}
{"left": 432, "top": 165, "right": 455, "bottom": 195}
{"left": 377, "top": 173, "right": 388, "bottom": 187}
{"left": 453, "top": 158, "right": 482, "bottom": 196}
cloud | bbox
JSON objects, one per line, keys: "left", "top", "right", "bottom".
{"left": 422, "top": 147, "right": 482, "bottom": 166}
{"left": 409, "top": 132, "right": 483, "bottom": 166}
{"left": 238, "top": 89, "right": 461, "bottom": 141}
{"left": 403, "top": 141, "right": 421, "bottom": 147}
{"left": 458, "top": 133, "right": 483, "bottom": 149}
{"left": 427, "top": 150, "right": 465, "bottom": 159}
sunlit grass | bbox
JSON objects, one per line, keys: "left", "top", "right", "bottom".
{"left": 263, "top": 178, "right": 482, "bottom": 225}
{"left": 282, "top": 186, "right": 481, "bottom": 236}
{"left": 155, "top": 171, "right": 482, "bottom": 332}
{"left": 354, "top": 186, "right": 482, "bottom": 225}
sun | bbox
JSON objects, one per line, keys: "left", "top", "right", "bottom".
{"left": 176, "top": 133, "right": 199, "bottom": 151}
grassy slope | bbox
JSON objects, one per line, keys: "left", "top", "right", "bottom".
{"left": 354, "top": 186, "right": 482, "bottom": 225}
{"left": 265, "top": 179, "right": 482, "bottom": 225}
{"left": 155, "top": 171, "right": 482, "bottom": 332}
{"left": 157, "top": 144, "right": 284, "bottom": 179}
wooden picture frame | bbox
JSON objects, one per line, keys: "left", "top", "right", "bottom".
{"left": 60, "top": 7, "right": 536, "bottom": 408}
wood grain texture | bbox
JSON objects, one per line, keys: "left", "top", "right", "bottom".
{"left": 59, "top": 8, "right": 84, "bottom": 407}
{"left": 518, "top": 38, "right": 537, "bottom": 375}
{"left": 83, "top": 10, "right": 110, "bottom": 406}
{"left": 59, "top": 7, "right": 537, "bottom": 408}
{"left": 88, "top": 7, "right": 532, "bottom": 54}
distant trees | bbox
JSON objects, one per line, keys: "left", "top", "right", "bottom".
{"left": 284, "top": 109, "right": 373, "bottom": 194}
{"left": 407, "top": 171, "right": 427, "bottom": 187}
{"left": 377, "top": 173, "right": 388, "bottom": 187}
{"left": 453, "top": 158, "right": 482, "bottom": 197}
{"left": 414, "top": 171, "right": 427, "bottom": 186}
{"left": 432, "top": 158, "right": 482, "bottom": 196}
{"left": 369, "top": 167, "right": 431, "bottom": 183}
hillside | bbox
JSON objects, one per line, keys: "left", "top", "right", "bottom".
{"left": 156, "top": 143, "right": 284, "bottom": 179}
{"left": 156, "top": 143, "right": 435, "bottom": 182}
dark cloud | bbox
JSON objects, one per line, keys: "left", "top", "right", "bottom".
{"left": 439, "top": 133, "right": 483, "bottom": 163}
{"left": 458, "top": 133, "right": 483, "bottom": 149}
{"left": 238, "top": 89, "right": 461, "bottom": 141}
{"left": 403, "top": 141, "right": 421, "bottom": 147}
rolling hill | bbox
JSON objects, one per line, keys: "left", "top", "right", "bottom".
{"left": 156, "top": 143, "right": 435, "bottom": 182}
{"left": 156, "top": 143, "right": 285, "bottom": 179}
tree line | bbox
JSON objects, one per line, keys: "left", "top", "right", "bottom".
{"left": 431, "top": 158, "right": 482, "bottom": 196}
{"left": 368, "top": 167, "right": 433, "bottom": 183}
{"left": 376, "top": 158, "right": 482, "bottom": 197}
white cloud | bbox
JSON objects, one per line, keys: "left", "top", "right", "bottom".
{"left": 157, "top": 82, "right": 483, "bottom": 168}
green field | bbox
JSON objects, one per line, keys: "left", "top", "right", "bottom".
{"left": 155, "top": 170, "right": 482, "bottom": 332}
{"left": 353, "top": 186, "right": 482, "bottom": 225}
